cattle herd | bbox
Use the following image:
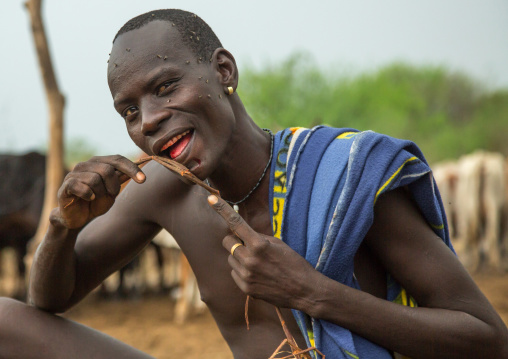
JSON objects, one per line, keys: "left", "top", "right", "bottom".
{"left": 433, "top": 150, "right": 508, "bottom": 273}
{"left": 0, "top": 152, "right": 45, "bottom": 299}
{"left": 0, "top": 152, "right": 204, "bottom": 322}
{"left": 0, "top": 150, "right": 507, "bottom": 322}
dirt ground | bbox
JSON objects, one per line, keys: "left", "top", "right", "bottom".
{"left": 63, "top": 295, "right": 232, "bottom": 359}
{"left": 60, "top": 273, "right": 508, "bottom": 359}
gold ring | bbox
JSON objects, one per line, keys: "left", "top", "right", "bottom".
{"left": 227, "top": 86, "right": 234, "bottom": 95}
{"left": 230, "top": 243, "right": 244, "bottom": 256}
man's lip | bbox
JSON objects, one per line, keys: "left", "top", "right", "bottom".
{"left": 153, "top": 128, "right": 194, "bottom": 155}
{"left": 160, "top": 129, "right": 192, "bottom": 152}
{"left": 171, "top": 131, "right": 194, "bottom": 162}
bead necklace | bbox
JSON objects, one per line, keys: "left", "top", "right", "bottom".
{"left": 207, "top": 128, "right": 274, "bottom": 212}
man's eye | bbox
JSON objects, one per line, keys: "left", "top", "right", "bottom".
{"left": 157, "top": 80, "right": 178, "bottom": 96}
{"left": 158, "top": 84, "right": 169, "bottom": 95}
{"left": 123, "top": 106, "right": 138, "bottom": 118}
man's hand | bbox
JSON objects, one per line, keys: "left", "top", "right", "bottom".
{"left": 207, "top": 195, "right": 321, "bottom": 311}
{"left": 53, "top": 155, "right": 146, "bottom": 229}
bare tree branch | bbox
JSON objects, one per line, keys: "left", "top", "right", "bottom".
{"left": 24, "top": 0, "right": 65, "bottom": 256}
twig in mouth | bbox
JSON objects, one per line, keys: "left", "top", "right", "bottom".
{"left": 63, "top": 156, "right": 219, "bottom": 209}
{"left": 61, "top": 155, "right": 322, "bottom": 358}
{"left": 148, "top": 156, "right": 220, "bottom": 196}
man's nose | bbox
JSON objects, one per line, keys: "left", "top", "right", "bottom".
{"left": 140, "top": 98, "right": 170, "bottom": 135}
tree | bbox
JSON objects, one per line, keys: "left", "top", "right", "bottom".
{"left": 24, "top": 0, "right": 65, "bottom": 256}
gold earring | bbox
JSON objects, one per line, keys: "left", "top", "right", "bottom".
{"left": 227, "top": 86, "right": 234, "bottom": 95}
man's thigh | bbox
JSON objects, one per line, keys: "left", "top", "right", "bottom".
{"left": 0, "top": 297, "right": 154, "bottom": 359}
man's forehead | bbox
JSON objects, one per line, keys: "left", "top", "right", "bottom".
{"left": 111, "top": 20, "right": 187, "bottom": 58}
{"left": 107, "top": 21, "right": 194, "bottom": 87}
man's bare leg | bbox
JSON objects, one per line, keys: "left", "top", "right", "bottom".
{"left": 0, "top": 297, "right": 154, "bottom": 359}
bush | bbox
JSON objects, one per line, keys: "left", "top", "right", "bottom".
{"left": 239, "top": 54, "right": 508, "bottom": 163}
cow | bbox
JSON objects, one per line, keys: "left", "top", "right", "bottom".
{"left": 99, "top": 241, "right": 170, "bottom": 299}
{"left": 0, "top": 152, "right": 46, "bottom": 299}
{"left": 480, "top": 152, "right": 506, "bottom": 270}
{"left": 444, "top": 151, "right": 506, "bottom": 272}
{"left": 432, "top": 161, "right": 459, "bottom": 240}
{"left": 152, "top": 229, "right": 206, "bottom": 324}
{"left": 100, "top": 229, "right": 206, "bottom": 323}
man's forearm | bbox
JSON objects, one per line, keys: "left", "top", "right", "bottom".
{"left": 300, "top": 275, "right": 508, "bottom": 359}
{"left": 28, "top": 209, "right": 81, "bottom": 313}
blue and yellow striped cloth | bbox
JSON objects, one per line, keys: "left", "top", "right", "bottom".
{"left": 268, "top": 126, "right": 454, "bottom": 359}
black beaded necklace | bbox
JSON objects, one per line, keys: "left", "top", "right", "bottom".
{"left": 207, "top": 128, "right": 274, "bottom": 212}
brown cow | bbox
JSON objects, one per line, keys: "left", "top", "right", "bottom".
{"left": 0, "top": 152, "right": 46, "bottom": 299}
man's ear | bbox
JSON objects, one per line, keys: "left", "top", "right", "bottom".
{"left": 211, "top": 48, "right": 238, "bottom": 94}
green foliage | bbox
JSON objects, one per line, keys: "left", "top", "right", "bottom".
{"left": 65, "top": 137, "right": 98, "bottom": 167}
{"left": 239, "top": 54, "right": 508, "bottom": 163}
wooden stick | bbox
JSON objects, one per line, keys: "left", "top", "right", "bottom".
{"left": 149, "top": 156, "right": 220, "bottom": 196}
{"left": 64, "top": 156, "right": 219, "bottom": 208}
{"left": 268, "top": 339, "right": 290, "bottom": 359}
{"left": 245, "top": 295, "right": 250, "bottom": 330}
{"left": 148, "top": 155, "right": 321, "bottom": 358}
{"left": 64, "top": 155, "right": 322, "bottom": 358}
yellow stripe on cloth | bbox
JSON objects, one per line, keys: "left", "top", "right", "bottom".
{"left": 393, "top": 288, "right": 417, "bottom": 308}
{"left": 343, "top": 349, "right": 360, "bottom": 359}
{"left": 374, "top": 157, "right": 418, "bottom": 204}
{"left": 272, "top": 169, "right": 287, "bottom": 239}
{"left": 308, "top": 328, "right": 315, "bottom": 348}
{"left": 273, "top": 171, "right": 287, "bottom": 192}
{"left": 394, "top": 354, "right": 412, "bottom": 359}
{"left": 430, "top": 223, "right": 444, "bottom": 230}
{"left": 401, "top": 288, "right": 408, "bottom": 306}
{"left": 336, "top": 132, "right": 358, "bottom": 140}
{"left": 272, "top": 198, "right": 285, "bottom": 239}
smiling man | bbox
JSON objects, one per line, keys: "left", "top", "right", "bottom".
{"left": 0, "top": 9, "right": 507, "bottom": 359}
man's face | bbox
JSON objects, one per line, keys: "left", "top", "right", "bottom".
{"left": 108, "top": 21, "right": 235, "bottom": 179}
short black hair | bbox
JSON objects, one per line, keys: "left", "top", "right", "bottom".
{"left": 113, "top": 9, "right": 223, "bottom": 60}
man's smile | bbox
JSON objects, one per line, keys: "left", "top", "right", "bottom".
{"left": 157, "top": 129, "right": 194, "bottom": 159}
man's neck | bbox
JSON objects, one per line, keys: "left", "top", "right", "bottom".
{"left": 208, "top": 115, "right": 272, "bottom": 209}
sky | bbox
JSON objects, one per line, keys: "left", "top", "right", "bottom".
{"left": 1, "top": 0, "right": 507, "bottom": 156}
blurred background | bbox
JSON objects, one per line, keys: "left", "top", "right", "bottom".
{"left": 1, "top": 1, "right": 507, "bottom": 358}
{"left": 2, "top": 0, "right": 508, "bottom": 163}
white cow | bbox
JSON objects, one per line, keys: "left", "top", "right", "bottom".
{"left": 152, "top": 229, "right": 205, "bottom": 324}
{"left": 432, "top": 161, "right": 459, "bottom": 240}
{"left": 481, "top": 152, "right": 506, "bottom": 270}
{"left": 451, "top": 151, "right": 506, "bottom": 272}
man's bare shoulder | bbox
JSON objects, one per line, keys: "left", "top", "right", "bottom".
{"left": 114, "top": 161, "right": 193, "bottom": 216}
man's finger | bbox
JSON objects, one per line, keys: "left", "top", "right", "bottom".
{"left": 222, "top": 234, "right": 247, "bottom": 259}
{"left": 90, "top": 155, "right": 145, "bottom": 184}
{"left": 208, "top": 195, "right": 258, "bottom": 244}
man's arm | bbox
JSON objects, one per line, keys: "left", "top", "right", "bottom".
{"left": 28, "top": 157, "right": 164, "bottom": 313}
{"left": 208, "top": 190, "right": 508, "bottom": 359}
{"left": 305, "top": 188, "right": 508, "bottom": 358}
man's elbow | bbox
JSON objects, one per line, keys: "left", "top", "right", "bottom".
{"left": 483, "top": 323, "right": 508, "bottom": 358}
{"left": 27, "top": 296, "right": 68, "bottom": 314}
{"left": 27, "top": 287, "right": 73, "bottom": 314}
{"left": 494, "top": 331, "right": 508, "bottom": 358}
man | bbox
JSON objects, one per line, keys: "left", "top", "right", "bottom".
{"left": 0, "top": 9, "right": 506, "bottom": 359}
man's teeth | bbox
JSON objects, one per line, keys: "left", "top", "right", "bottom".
{"left": 161, "top": 130, "right": 191, "bottom": 152}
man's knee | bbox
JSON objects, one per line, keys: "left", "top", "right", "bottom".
{"left": 0, "top": 297, "right": 27, "bottom": 346}
{"left": 0, "top": 296, "right": 24, "bottom": 315}
{"left": 0, "top": 297, "right": 28, "bottom": 327}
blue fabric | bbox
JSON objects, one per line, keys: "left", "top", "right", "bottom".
{"left": 268, "top": 126, "right": 454, "bottom": 359}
